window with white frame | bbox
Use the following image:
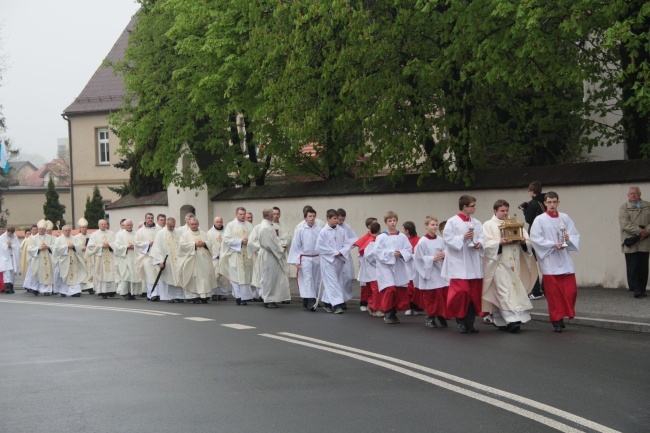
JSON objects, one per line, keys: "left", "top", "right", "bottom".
{"left": 97, "top": 128, "right": 110, "bottom": 165}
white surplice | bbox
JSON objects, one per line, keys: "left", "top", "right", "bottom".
{"left": 150, "top": 227, "right": 184, "bottom": 301}
{"left": 113, "top": 230, "right": 143, "bottom": 296}
{"left": 374, "top": 232, "right": 413, "bottom": 291}
{"left": 206, "top": 225, "right": 229, "bottom": 296}
{"left": 530, "top": 212, "right": 580, "bottom": 275}
{"left": 255, "top": 220, "right": 290, "bottom": 303}
{"left": 413, "top": 235, "right": 448, "bottom": 290}
{"left": 441, "top": 215, "right": 485, "bottom": 279}
{"left": 178, "top": 229, "right": 217, "bottom": 299}
{"left": 27, "top": 234, "right": 55, "bottom": 294}
{"left": 85, "top": 229, "right": 117, "bottom": 293}
{"left": 52, "top": 234, "right": 87, "bottom": 296}
{"left": 288, "top": 222, "right": 322, "bottom": 299}
{"left": 316, "top": 224, "right": 350, "bottom": 306}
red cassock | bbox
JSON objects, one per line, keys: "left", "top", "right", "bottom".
{"left": 446, "top": 278, "right": 483, "bottom": 318}
{"left": 542, "top": 274, "right": 577, "bottom": 322}
{"left": 356, "top": 234, "right": 376, "bottom": 305}
{"left": 381, "top": 286, "right": 410, "bottom": 312}
{"left": 421, "top": 287, "right": 449, "bottom": 318}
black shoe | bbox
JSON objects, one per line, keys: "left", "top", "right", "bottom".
{"left": 634, "top": 293, "right": 647, "bottom": 298}
{"left": 176, "top": 299, "right": 185, "bottom": 303}
{"left": 341, "top": 303, "right": 348, "bottom": 310}
{"left": 192, "top": 299, "right": 200, "bottom": 304}
{"left": 265, "top": 302, "right": 278, "bottom": 308}
{"left": 552, "top": 321, "right": 563, "bottom": 332}
{"left": 437, "top": 317, "right": 448, "bottom": 328}
{"left": 108, "top": 292, "right": 116, "bottom": 298}
{"left": 281, "top": 300, "right": 290, "bottom": 304}
{"left": 140, "top": 293, "right": 147, "bottom": 297}
{"left": 60, "top": 294, "right": 66, "bottom": 297}
{"left": 425, "top": 317, "right": 437, "bottom": 328}
{"left": 217, "top": 295, "right": 228, "bottom": 301}
{"left": 250, "top": 297, "right": 262, "bottom": 303}
{"left": 71, "top": 293, "right": 81, "bottom": 297}
{"left": 151, "top": 296, "right": 160, "bottom": 302}
{"left": 101, "top": 294, "right": 108, "bottom": 299}
{"left": 506, "top": 322, "right": 521, "bottom": 333}
{"left": 468, "top": 327, "right": 479, "bottom": 333}
{"left": 457, "top": 323, "right": 469, "bottom": 334}
{"left": 559, "top": 318, "right": 566, "bottom": 328}
{"left": 200, "top": 298, "right": 209, "bottom": 304}
{"left": 88, "top": 289, "right": 95, "bottom": 295}
{"left": 33, "top": 290, "right": 40, "bottom": 296}
{"left": 167, "top": 299, "right": 176, "bottom": 303}
{"left": 122, "top": 295, "right": 130, "bottom": 300}
{"left": 303, "top": 298, "right": 310, "bottom": 308}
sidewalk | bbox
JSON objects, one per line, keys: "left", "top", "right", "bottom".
{"left": 288, "top": 280, "right": 650, "bottom": 334}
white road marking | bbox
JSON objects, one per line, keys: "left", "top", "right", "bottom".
{"left": 264, "top": 332, "right": 620, "bottom": 433}
{"left": 530, "top": 312, "right": 650, "bottom": 327}
{"left": 0, "top": 299, "right": 181, "bottom": 316}
{"left": 221, "top": 323, "right": 256, "bottom": 330}
{"left": 184, "top": 317, "right": 215, "bottom": 322}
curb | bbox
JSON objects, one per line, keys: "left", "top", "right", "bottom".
{"left": 530, "top": 312, "right": 650, "bottom": 334}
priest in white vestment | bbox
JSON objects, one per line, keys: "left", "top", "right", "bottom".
{"left": 74, "top": 218, "right": 94, "bottom": 294}
{"left": 0, "top": 227, "right": 21, "bottom": 294}
{"left": 150, "top": 217, "right": 185, "bottom": 302}
{"left": 481, "top": 200, "right": 537, "bottom": 332}
{"left": 52, "top": 225, "right": 87, "bottom": 297}
{"left": 252, "top": 209, "right": 291, "bottom": 308}
{"left": 220, "top": 207, "right": 254, "bottom": 304}
{"left": 207, "top": 216, "right": 229, "bottom": 301}
{"left": 177, "top": 212, "right": 194, "bottom": 235}
{"left": 246, "top": 220, "right": 264, "bottom": 301}
{"left": 21, "top": 226, "right": 38, "bottom": 292}
{"left": 85, "top": 219, "right": 117, "bottom": 299}
{"left": 134, "top": 213, "right": 161, "bottom": 300}
{"left": 272, "top": 207, "right": 292, "bottom": 303}
{"left": 26, "top": 220, "right": 55, "bottom": 295}
{"left": 113, "top": 220, "right": 143, "bottom": 300}
{"left": 178, "top": 218, "right": 216, "bottom": 303}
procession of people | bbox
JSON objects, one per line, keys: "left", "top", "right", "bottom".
{"left": 15, "top": 183, "right": 650, "bottom": 335}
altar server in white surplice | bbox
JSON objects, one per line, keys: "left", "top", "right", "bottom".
{"left": 178, "top": 218, "right": 216, "bottom": 303}
{"left": 150, "top": 217, "right": 185, "bottom": 303}
{"left": 315, "top": 209, "right": 351, "bottom": 314}
{"left": 85, "top": 219, "right": 117, "bottom": 299}
{"left": 336, "top": 208, "right": 358, "bottom": 303}
{"left": 288, "top": 207, "right": 322, "bottom": 309}
{"left": 113, "top": 220, "right": 143, "bottom": 300}
{"left": 0, "top": 227, "right": 21, "bottom": 294}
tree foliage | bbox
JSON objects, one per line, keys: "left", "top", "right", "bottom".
{"left": 112, "top": 0, "right": 650, "bottom": 189}
{"left": 84, "top": 186, "right": 105, "bottom": 229}
{"left": 43, "top": 177, "right": 66, "bottom": 227}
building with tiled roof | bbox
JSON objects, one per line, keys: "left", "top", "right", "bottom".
{"left": 61, "top": 15, "right": 137, "bottom": 228}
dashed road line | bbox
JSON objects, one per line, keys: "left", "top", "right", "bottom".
{"left": 184, "top": 317, "right": 215, "bottom": 322}
{"left": 221, "top": 323, "right": 256, "bottom": 330}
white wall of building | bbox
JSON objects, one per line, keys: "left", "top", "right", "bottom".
{"left": 212, "top": 182, "right": 650, "bottom": 289}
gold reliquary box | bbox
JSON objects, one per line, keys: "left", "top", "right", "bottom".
{"left": 499, "top": 215, "right": 524, "bottom": 241}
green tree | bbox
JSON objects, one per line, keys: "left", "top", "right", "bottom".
{"left": 43, "top": 177, "right": 66, "bottom": 227}
{"left": 84, "top": 186, "right": 105, "bottom": 229}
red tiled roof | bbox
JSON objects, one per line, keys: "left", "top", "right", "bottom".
{"left": 21, "top": 159, "right": 70, "bottom": 187}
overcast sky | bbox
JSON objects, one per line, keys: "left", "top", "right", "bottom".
{"left": 0, "top": 0, "right": 140, "bottom": 165}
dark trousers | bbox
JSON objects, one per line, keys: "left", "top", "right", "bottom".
{"left": 531, "top": 248, "right": 544, "bottom": 296}
{"left": 625, "top": 252, "right": 649, "bottom": 295}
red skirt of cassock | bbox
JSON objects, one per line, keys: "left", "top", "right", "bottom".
{"left": 542, "top": 274, "right": 577, "bottom": 322}
{"left": 381, "top": 286, "right": 410, "bottom": 312}
{"left": 360, "top": 284, "right": 372, "bottom": 303}
{"left": 446, "top": 279, "right": 483, "bottom": 319}
{"left": 408, "top": 281, "right": 424, "bottom": 310}
{"left": 421, "top": 287, "right": 449, "bottom": 318}
{"left": 0, "top": 272, "right": 4, "bottom": 292}
{"left": 368, "top": 281, "right": 382, "bottom": 311}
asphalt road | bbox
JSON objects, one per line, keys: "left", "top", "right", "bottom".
{"left": 1, "top": 293, "right": 648, "bottom": 433}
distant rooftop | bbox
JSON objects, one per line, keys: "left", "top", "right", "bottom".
{"left": 9, "top": 161, "right": 37, "bottom": 173}
{"left": 63, "top": 15, "right": 137, "bottom": 115}
{"left": 105, "top": 191, "right": 168, "bottom": 210}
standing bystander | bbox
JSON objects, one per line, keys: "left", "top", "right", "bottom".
{"left": 619, "top": 186, "right": 650, "bottom": 298}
